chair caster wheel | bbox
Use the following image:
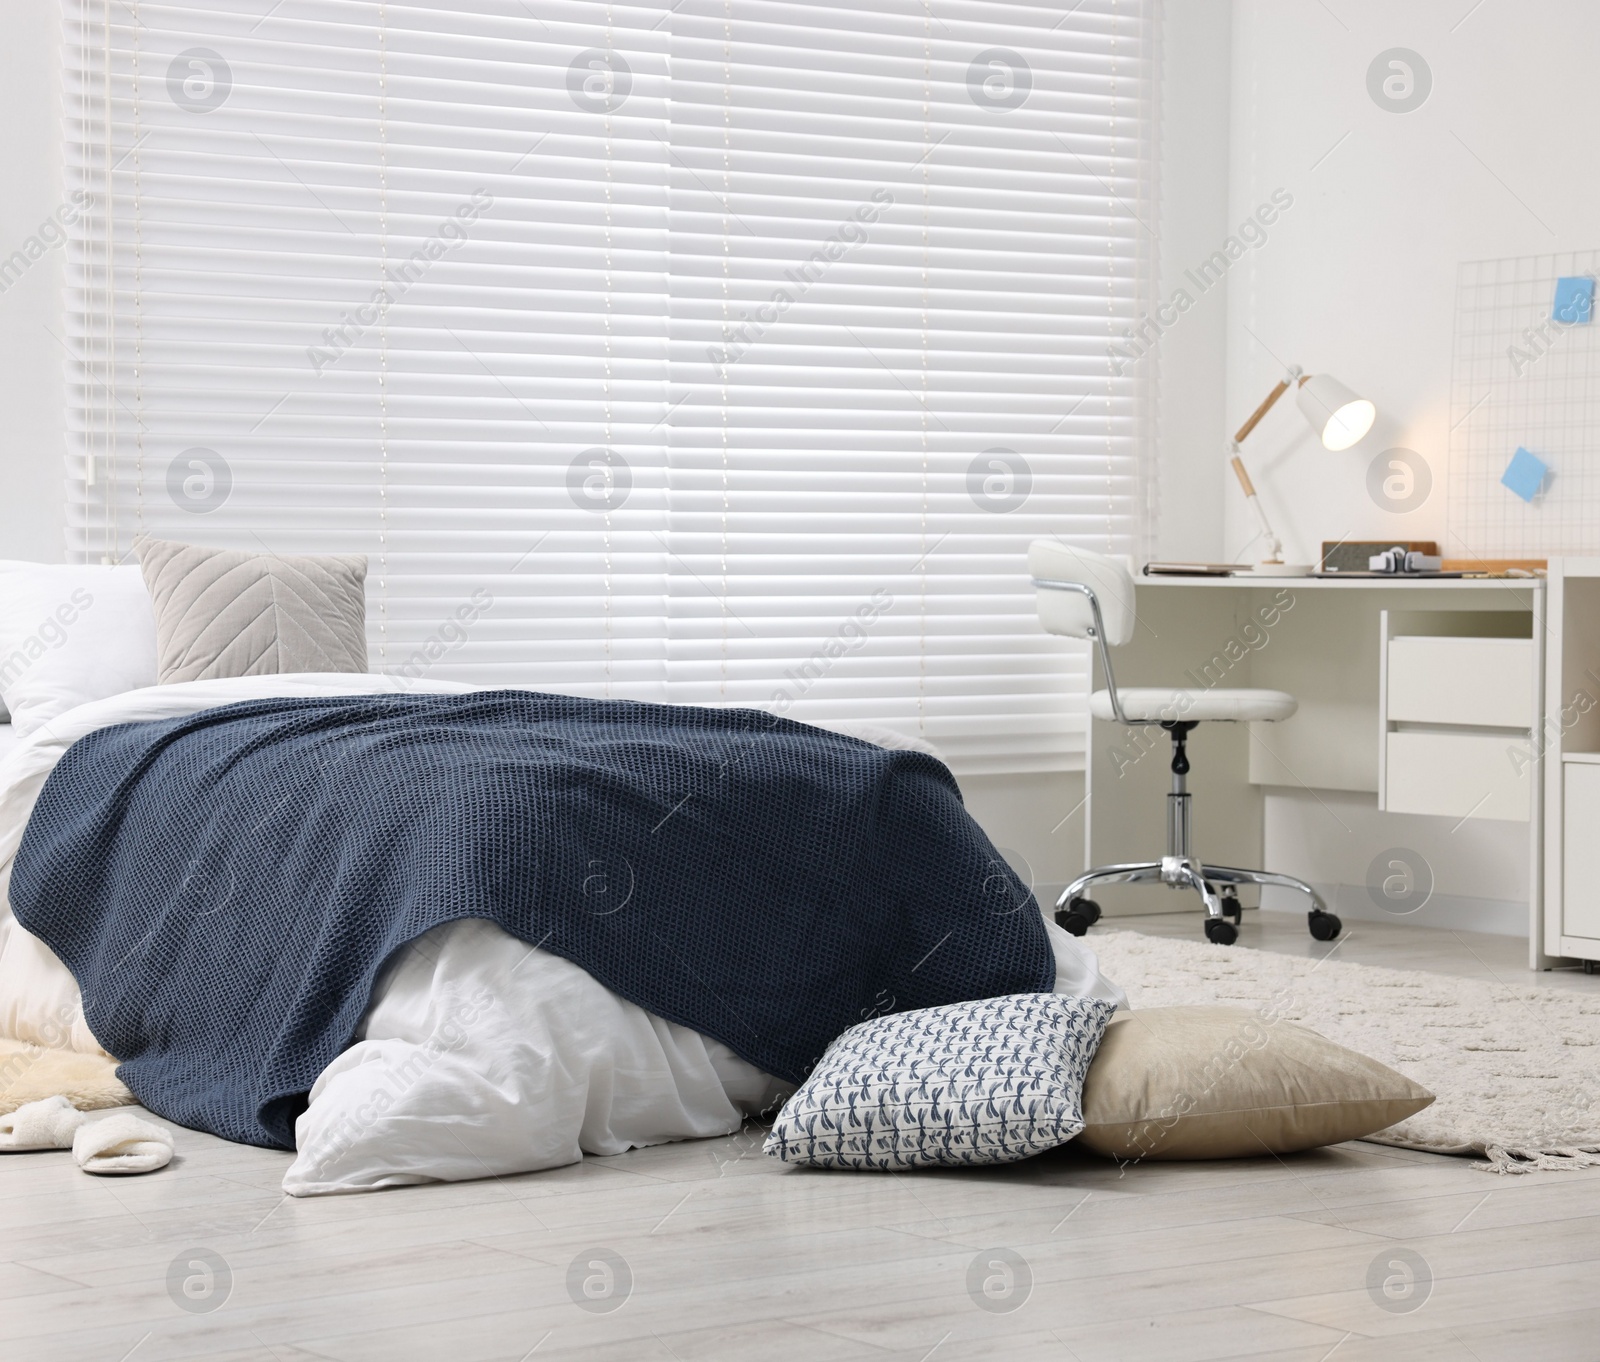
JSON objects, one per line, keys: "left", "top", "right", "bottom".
{"left": 1584, "top": 960, "right": 1597, "bottom": 976}
{"left": 1066, "top": 896, "right": 1102, "bottom": 926}
{"left": 1308, "top": 909, "right": 1342, "bottom": 942}
{"left": 1058, "top": 910, "right": 1091, "bottom": 937}
{"left": 1220, "top": 893, "right": 1242, "bottom": 924}
{"left": 1204, "top": 917, "right": 1238, "bottom": 945}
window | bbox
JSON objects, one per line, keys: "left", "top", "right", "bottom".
{"left": 64, "top": 0, "right": 1158, "bottom": 773}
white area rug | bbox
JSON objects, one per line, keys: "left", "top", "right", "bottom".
{"left": 1091, "top": 930, "right": 1600, "bottom": 1172}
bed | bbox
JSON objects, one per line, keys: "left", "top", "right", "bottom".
{"left": 0, "top": 673, "right": 1123, "bottom": 1195}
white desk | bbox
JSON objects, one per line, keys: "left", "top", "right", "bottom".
{"left": 1082, "top": 574, "right": 1550, "bottom": 965}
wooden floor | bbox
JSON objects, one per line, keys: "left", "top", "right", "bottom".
{"left": 10, "top": 913, "right": 1600, "bottom": 1362}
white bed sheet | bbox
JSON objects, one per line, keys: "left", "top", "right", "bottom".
{"left": 0, "top": 674, "right": 1125, "bottom": 1195}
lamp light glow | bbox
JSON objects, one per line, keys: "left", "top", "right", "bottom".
{"left": 1296, "top": 373, "right": 1376, "bottom": 451}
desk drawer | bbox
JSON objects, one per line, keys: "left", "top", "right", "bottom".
{"left": 1387, "top": 636, "right": 1532, "bottom": 728}
{"left": 1385, "top": 730, "right": 1528, "bottom": 821}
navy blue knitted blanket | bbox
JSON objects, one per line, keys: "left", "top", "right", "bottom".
{"left": 11, "top": 690, "right": 1053, "bottom": 1149}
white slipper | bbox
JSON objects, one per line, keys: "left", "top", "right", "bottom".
{"left": 0, "top": 1096, "right": 88, "bottom": 1151}
{"left": 72, "top": 1112, "right": 174, "bottom": 1175}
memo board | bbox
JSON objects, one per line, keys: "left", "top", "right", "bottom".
{"left": 1447, "top": 249, "right": 1600, "bottom": 559}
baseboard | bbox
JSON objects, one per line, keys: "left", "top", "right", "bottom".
{"left": 1259, "top": 882, "right": 1527, "bottom": 937}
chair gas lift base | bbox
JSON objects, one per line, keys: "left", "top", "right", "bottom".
{"left": 1030, "top": 541, "right": 1342, "bottom": 947}
{"left": 1054, "top": 721, "right": 1342, "bottom": 945}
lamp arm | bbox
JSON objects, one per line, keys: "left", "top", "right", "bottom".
{"left": 1229, "top": 365, "right": 1304, "bottom": 565}
{"left": 1229, "top": 451, "right": 1283, "bottom": 563}
{"left": 1232, "top": 364, "right": 1305, "bottom": 443}
{"left": 1233, "top": 378, "right": 1289, "bottom": 444}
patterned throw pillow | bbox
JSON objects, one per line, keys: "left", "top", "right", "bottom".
{"left": 764, "top": 993, "right": 1116, "bottom": 1169}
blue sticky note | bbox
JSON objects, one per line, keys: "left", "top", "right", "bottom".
{"left": 1501, "top": 446, "right": 1548, "bottom": 503}
{"left": 1554, "top": 276, "right": 1594, "bottom": 324}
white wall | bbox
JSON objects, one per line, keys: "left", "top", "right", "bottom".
{"left": 962, "top": 770, "right": 1085, "bottom": 909}
{"left": 1151, "top": 0, "right": 1232, "bottom": 565}
{"left": 1262, "top": 788, "right": 1528, "bottom": 935}
{"left": 1222, "top": 0, "right": 1600, "bottom": 566}
{"left": 0, "top": 6, "right": 68, "bottom": 563}
{"left": 1213, "top": 0, "right": 1600, "bottom": 928}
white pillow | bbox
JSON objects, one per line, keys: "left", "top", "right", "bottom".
{"left": 0, "top": 565, "right": 158, "bottom": 737}
{"left": 764, "top": 993, "right": 1116, "bottom": 1169}
{"left": 0, "top": 561, "right": 34, "bottom": 723}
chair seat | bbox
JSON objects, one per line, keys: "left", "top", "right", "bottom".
{"left": 1090, "top": 687, "right": 1297, "bottom": 724}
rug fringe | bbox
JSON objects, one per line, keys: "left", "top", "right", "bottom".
{"left": 1474, "top": 1145, "right": 1600, "bottom": 1174}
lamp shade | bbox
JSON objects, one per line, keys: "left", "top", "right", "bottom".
{"left": 1296, "top": 373, "right": 1375, "bottom": 451}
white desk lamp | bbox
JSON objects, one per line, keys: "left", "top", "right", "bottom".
{"left": 1230, "top": 366, "right": 1376, "bottom": 576}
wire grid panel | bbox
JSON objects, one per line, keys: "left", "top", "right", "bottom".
{"left": 1448, "top": 249, "right": 1600, "bottom": 559}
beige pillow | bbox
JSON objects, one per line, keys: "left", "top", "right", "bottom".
{"left": 1077, "top": 1005, "right": 1434, "bottom": 1160}
{"left": 134, "top": 536, "right": 368, "bottom": 683}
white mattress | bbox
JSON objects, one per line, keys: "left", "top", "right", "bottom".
{"left": 0, "top": 674, "right": 1126, "bottom": 1194}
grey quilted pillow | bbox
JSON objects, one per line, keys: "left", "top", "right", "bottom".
{"left": 764, "top": 993, "right": 1116, "bottom": 1169}
{"left": 134, "top": 536, "right": 368, "bottom": 683}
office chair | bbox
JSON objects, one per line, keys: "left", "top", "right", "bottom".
{"left": 1030, "top": 540, "right": 1341, "bottom": 946}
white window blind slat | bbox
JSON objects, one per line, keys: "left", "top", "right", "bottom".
{"left": 662, "top": 0, "right": 1156, "bottom": 772}
{"left": 63, "top": 0, "right": 1157, "bottom": 775}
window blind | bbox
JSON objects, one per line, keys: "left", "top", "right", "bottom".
{"left": 63, "top": 0, "right": 1158, "bottom": 774}
{"left": 64, "top": 0, "right": 674, "bottom": 696}
{"left": 665, "top": 0, "right": 1157, "bottom": 772}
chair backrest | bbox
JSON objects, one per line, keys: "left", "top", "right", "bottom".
{"left": 1028, "top": 541, "right": 1138, "bottom": 647}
